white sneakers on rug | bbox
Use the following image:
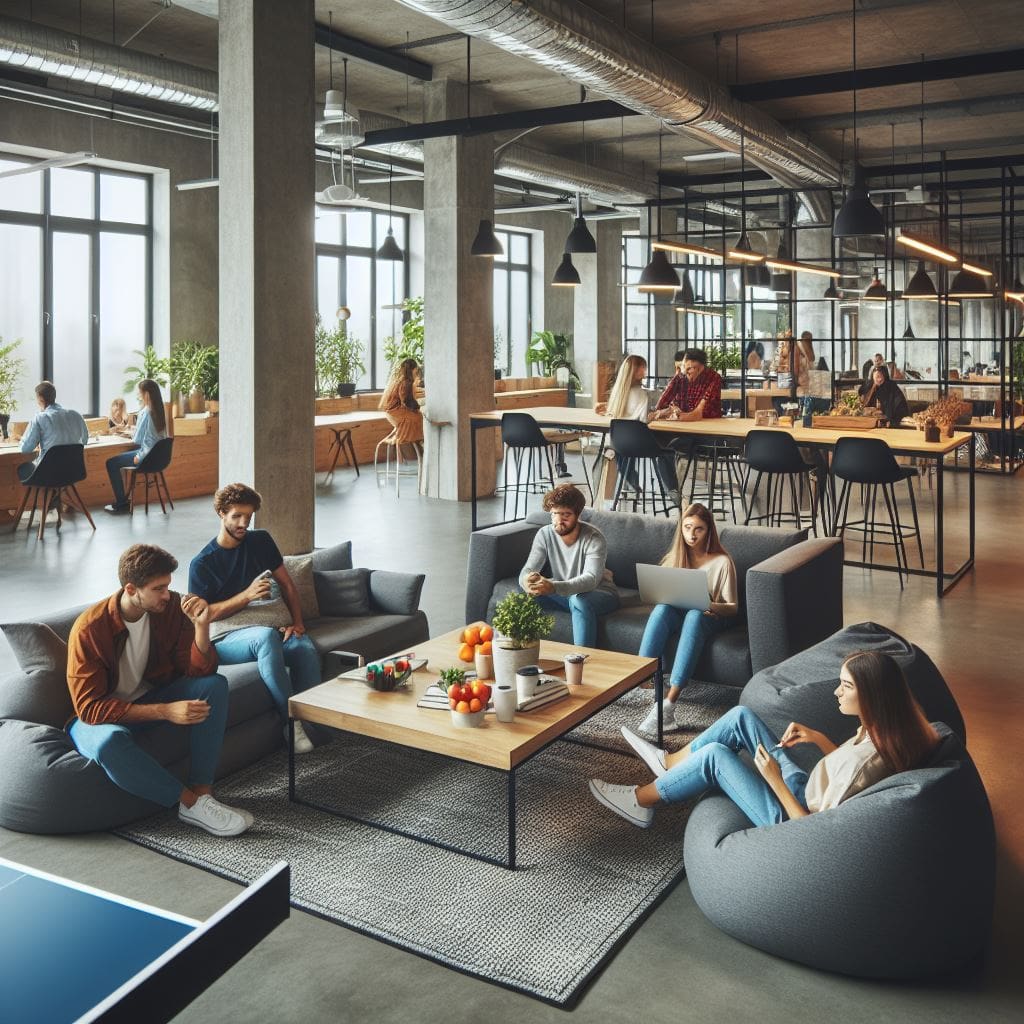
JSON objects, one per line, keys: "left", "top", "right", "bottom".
{"left": 588, "top": 780, "right": 654, "bottom": 829}
{"left": 178, "top": 794, "right": 251, "bottom": 836}
{"left": 620, "top": 726, "right": 668, "bottom": 778}
{"left": 288, "top": 720, "right": 314, "bottom": 754}
{"left": 638, "top": 698, "right": 681, "bottom": 736}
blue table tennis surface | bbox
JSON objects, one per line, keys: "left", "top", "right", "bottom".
{"left": 0, "top": 859, "right": 199, "bottom": 1024}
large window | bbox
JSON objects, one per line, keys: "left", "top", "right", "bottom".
{"left": 0, "top": 156, "right": 152, "bottom": 418}
{"left": 493, "top": 228, "right": 531, "bottom": 377}
{"left": 315, "top": 208, "right": 409, "bottom": 390}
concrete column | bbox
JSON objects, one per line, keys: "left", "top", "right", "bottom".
{"left": 574, "top": 219, "right": 623, "bottom": 404}
{"left": 218, "top": 0, "right": 315, "bottom": 552}
{"left": 422, "top": 79, "right": 497, "bottom": 500}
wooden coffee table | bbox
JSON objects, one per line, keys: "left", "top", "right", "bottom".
{"left": 287, "top": 629, "right": 658, "bottom": 869}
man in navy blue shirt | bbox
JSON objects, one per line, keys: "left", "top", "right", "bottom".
{"left": 188, "top": 483, "right": 320, "bottom": 754}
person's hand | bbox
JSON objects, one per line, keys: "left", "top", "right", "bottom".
{"left": 244, "top": 574, "right": 272, "bottom": 602}
{"left": 755, "top": 749, "right": 783, "bottom": 784}
{"left": 281, "top": 623, "right": 306, "bottom": 642}
{"left": 166, "top": 699, "right": 211, "bottom": 725}
{"left": 777, "top": 722, "right": 822, "bottom": 749}
{"left": 594, "top": 402, "right": 608, "bottom": 416}
{"left": 180, "top": 594, "right": 210, "bottom": 627}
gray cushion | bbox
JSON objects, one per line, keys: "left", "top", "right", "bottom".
{"left": 0, "top": 623, "right": 73, "bottom": 728}
{"left": 303, "top": 611, "right": 430, "bottom": 663}
{"left": 281, "top": 554, "right": 320, "bottom": 621}
{"left": 0, "top": 719, "right": 160, "bottom": 834}
{"left": 311, "top": 541, "right": 353, "bottom": 572}
{"left": 209, "top": 598, "right": 290, "bottom": 638}
{"left": 314, "top": 568, "right": 372, "bottom": 617}
{"left": 368, "top": 570, "right": 425, "bottom": 616}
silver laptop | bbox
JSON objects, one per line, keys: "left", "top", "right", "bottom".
{"left": 635, "top": 563, "right": 710, "bottom": 612}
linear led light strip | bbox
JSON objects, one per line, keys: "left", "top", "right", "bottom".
{"left": 763, "top": 257, "right": 842, "bottom": 279}
{"left": 0, "top": 151, "right": 95, "bottom": 179}
{"left": 0, "top": 45, "right": 217, "bottom": 111}
{"left": 895, "top": 231, "right": 993, "bottom": 276}
{"left": 651, "top": 239, "right": 724, "bottom": 263}
{"left": 675, "top": 305, "right": 724, "bottom": 318}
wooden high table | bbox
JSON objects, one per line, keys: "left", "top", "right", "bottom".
{"left": 649, "top": 417, "right": 974, "bottom": 598}
{"left": 287, "top": 629, "right": 657, "bottom": 869}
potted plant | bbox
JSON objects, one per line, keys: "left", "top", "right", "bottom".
{"left": 122, "top": 346, "right": 169, "bottom": 394}
{"left": 196, "top": 346, "right": 219, "bottom": 413}
{"left": 527, "top": 330, "right": 581, "bottom": 390}
{"left": 0, "top": 336, "right": 26, "bottom": 439}
{"left": 169, "top": 339, "right": 217, "bottom": 415}
{"left": 490, "top": 591, "right": 555, "bottom": 688}
{"left": 315, "top": 314, "right": 366, "bottom": 397}
{"left": 383, "top": 296, "right": 424, "bottom": 374}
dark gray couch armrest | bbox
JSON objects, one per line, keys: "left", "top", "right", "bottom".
{"left": 465, "top": 520, "right": 542, "bottom": 624}
{"left": 745, "top": 537, "right": 844, "bottom": 675}
{"left": 368, "top": 570, "right": 425, "bottom": 616}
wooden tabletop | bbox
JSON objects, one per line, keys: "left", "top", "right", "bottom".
{"left": 721, "top": 386, "right": 792, "bottom": 399}
{"left": 315, "top": 411, "right": 389, "bottom": 428}
{"left": 288, "top": 628, "right": 657, "bottom": 771}
{"left": 470, "top": 405, "right": 611, "bottom": 430}
{"left": 0, "top": 434, "right": 134, "bottom": 457}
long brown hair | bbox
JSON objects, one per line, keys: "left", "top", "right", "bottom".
{"left": 380, "top": 358, "right": 419, "bottom": 411}
{"left": 606, "top": 355, "right": 647, "bottom": 419}
{"left": 843, "top": 651, "right": 939, "bottom": 773}
{"left": 660, "top": 502, "right": 728, "bottom": 568}
{"left": 138, "top": 379, "right": 166, "bottom": 434}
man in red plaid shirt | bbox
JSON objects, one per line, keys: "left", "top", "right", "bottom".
{"left": 652, "top": 348, "right": 723, "bottom": 421}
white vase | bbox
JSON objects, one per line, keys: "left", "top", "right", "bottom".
{"left": 492, "top": 641, "right": 540, "bottom": 689}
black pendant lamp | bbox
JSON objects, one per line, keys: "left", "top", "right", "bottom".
{"left": 376, "top": 163, "right": 403, "bottom": 261}
{"left": 903, "top": 260, "right": 937, "bottom": 300}
{"left": 948, "top": 266, "right": 990, "bottom": 299}
{"left": 551, "top": 252, "right": 581, "bottom": 287}
{"left": 471, "top": 218, "right": 504, "bottom": 257}
{"left": 833, "top": 0, "right": 885, "bottom": 239}
{"left": 638, "top": 128, "right": 680, "bottom": 294}
{"left": 677, "top": 270, "right": 696, "bottom": 307}
{"left": 863, "top": 267, "right": 888, "bottom": 300}
{"left": 902, "top": 301, "right": 916, "bottom": 338}
{"left": 564, "top": 194, "right": 597, "bottom": 254}
{"left": 823, "top": 280, "right": 841, "bottom": 300}
{"left": 770, "top": 237, "right": 792, "bottom": 293}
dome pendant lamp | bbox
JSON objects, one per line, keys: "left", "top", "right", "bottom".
{"left": 863, "top": 267, "right": 888, "bottom": 300}
{"left": 552, "top": 252, "right": 581, "bottom": 287}
{"left": 638, "top": 127, "right": 680, "bottom": 293}
{"left": 471, "top": 219, "right": 504, "bottom": 257}
{"left": 564, "top": 193, "right": 597, "bottom": 254}
{"left": 903, "top": 260, "right": 937, "bottom": 300}
{"left": 376, "top": 162, "right": 404, "bottom": 261}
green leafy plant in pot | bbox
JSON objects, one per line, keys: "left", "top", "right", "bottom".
{"left": 315, "top": 314, "right": 366, "bottom": 397}
{"left": 122, "top": 346, "right": 169, "bottom": 394}
{"left": 169, "top": 339, "right": 217, "bottom": 415}
{"left": 490, "top": 591, "right": 555, "bottom": 688}
{"left": 527, "top": 330, "right": 582, "bottom": 390}
{"left": 0, "top": 336, "right": 26, "bottom": 439}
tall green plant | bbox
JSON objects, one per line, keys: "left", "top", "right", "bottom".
{"left": 705, "top": 344, "right": 742, "bottom": 374}
{"left": 315, "top": 314, "right": 366, "bottom": 395}
{"left": 0, "top": 337, "right": 26, "bottom": 416}
{"left": 527, "top": 330, "right": 581, "bottom": 389}
{"left": 122, "top": 346, "right": 169, "bottom": 393}
{"left": 169, "top": 339, "right": 217, "bottom": 397}
{"left": 383, "top": 296, "right": 424, "bottom": 369}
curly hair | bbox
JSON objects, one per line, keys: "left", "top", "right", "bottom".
{"left": 542, "top": 484, "right": 586, "bottom": 516}
{"left": 213, "top": 482, "right": 262, "bottom": 515}
{"left": 118, "top": 544, "right": 178, "bottom": 588}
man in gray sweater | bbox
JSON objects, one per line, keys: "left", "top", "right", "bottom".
{"left": 518, "top": 485, "right": 620, "bottom": 648}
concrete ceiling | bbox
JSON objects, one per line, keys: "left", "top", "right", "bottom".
{"left": 1, "top": 0, "right": 1021, "bottom": 222}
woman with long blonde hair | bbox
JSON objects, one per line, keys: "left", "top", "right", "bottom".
{"left": 634, "top": 502, "right": 738, "bottom": 734}
{"left": 379, "top": 357, "right": 423, "bottom": 445}
{"left": 591, "top": 651, "right": 939, "bottom": 830}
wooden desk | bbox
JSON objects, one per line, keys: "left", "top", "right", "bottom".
{"left": 314, "top": 411, "right": 393, "bottom": 470}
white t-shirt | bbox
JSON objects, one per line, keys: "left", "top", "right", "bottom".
{"left": 113, "top": 614, "right": 152, "bottom": 703}
{"left": 804, "top": 726, "right": 889, "bottom": 813}
{"left": 700, "top": 553, "right": 737, "bottom": 609}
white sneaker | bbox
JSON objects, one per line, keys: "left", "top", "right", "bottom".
{"left": 621, "top": 726, "right": 668, "bottom": 778}
{"left": 638, "top": 699, "right": 680, "bottom": 736}
{"left": 178, "top": 794, "right": 250, "bottom": 837}
{"left": 216, "top": 801, "right": 254, "bottom": 828}
{"left": 588, "top": 779, "right": 654, "bottom": 829}
{"left": 286, "top": 720, "right": 314, "bottom": 754}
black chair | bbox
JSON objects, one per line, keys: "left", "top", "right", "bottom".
{"left": 120, "top": 437, "right": 175, "bottom": 515}
{"left": 681, "top": 439, "right": 747, "bottom": 522}
{"left": 742, "top": 430, "right": 820, "bottom": 535}
{"left": 13, "top": 444, "right": 96, "bottom": 540}
{"left": 830, "top": 436, "right": 924, "bottom": 588}
{"left": 499, "top": 412, "right": 590, "bottom": 520}
{"left": 608, "top": 418, "right": 674, "bottom": 516}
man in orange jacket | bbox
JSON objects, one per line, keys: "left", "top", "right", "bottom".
{"left": 66, "top": 543, "right": 252, "bottom": 837}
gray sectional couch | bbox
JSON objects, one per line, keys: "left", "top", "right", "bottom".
{"left": 466, "top": 509, "right": 845, "bottom": 686}
{"left": 0, "top": 540, "right": 429, "bottom": 834}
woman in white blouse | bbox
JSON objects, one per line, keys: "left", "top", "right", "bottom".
{"left": 590, "top": 651, "right": 940, "bottom": 829}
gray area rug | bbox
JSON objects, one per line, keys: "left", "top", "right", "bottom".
{"left": 115, "top": 686, "right": 735, "bottom": 1007}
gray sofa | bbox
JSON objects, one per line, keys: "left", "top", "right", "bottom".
{"left": 0, "top": 541, "right": 429, "bottom": 834}
{"left": 683, "top": 622, "right": 994, "bottom": 978}
{"left": 466, "top": 508, "right": 845, "bottom": 686}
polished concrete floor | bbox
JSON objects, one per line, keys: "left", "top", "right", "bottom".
{"left": 0, "top": 465, "right": 1021, "bottom": 1023}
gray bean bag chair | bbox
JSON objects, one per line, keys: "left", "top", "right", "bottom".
{"left": 683, "top": 625, "right": 995, "bottom": 978}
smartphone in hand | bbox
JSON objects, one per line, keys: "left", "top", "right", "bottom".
{"left": 255, "top": 569, "right": 273, "bottom": 582}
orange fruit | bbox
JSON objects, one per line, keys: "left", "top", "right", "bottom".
{"left": 463, "top": 626, "right": 481, "bottom": 647}
{"left": 470, "top": 680, "right": 490, "bottom": 702}
{"left": 455, "top": 700, "right": 471, "bottom": 714}
{"left": 458, "top": 643, "right": 475, "bottom": 662}
{"left": 469, "top": 697, "right": 483, "bottom": 713}
{"left": 477, "top": 640, "right": 492, "bottom": 656}
{"left": 479, "top": 625, "right": 493, "bottom": 642}
{"left": 449, "top": 698, "right": 458, "bottom": 710}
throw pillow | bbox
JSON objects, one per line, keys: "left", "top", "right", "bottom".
{"left": 0, "top": 623, "right": 74, "bottom": 728}
{"left": 209, "top": 598, "right": 289, "bottom": 640}
{"left": 313, "top": 568, "right": 372, "bottom": 617}
{"left": 281, "top": 554, "right": 320, "bottom": 621}
{"left": 0, "top": 621, "right": 68, "bottom": 673}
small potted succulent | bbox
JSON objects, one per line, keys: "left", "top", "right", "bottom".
{"left": 439, "top": 667, "right": 489, "bottom": 728}
{"left": 490, "top": 591, "right": 555, "bottom": 688}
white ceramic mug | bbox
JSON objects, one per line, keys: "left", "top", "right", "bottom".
{"left": 493, "top": 684, "right": 516, "bottom": 723}
{"left": 564, "top": 655, "right": 585, "bottom": 689}
{"left": 515, "top": 665, "right": 542, "bottom": 703}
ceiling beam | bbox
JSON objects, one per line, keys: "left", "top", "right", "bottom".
{"left": 360, "top": 99, "right": 637, "bottom": 147}
{"left": 793, "top": 93, "right": 1023, "bottom": 130}
{"left": 659, "top": 168, "right": 772, "bottom": 188}
{"left": 863, "top": 154, "right": 1024, "bottom": 179}
{"left": 314, "top": 23, "right": 432, "bottom": 81}
{"left": 733, "top": 49, "right": 1024, "bottom": 101}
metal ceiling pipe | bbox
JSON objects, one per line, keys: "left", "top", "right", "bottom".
{"left": 0, "top": 14, "right": 218, "bottom": 110}
{"left": 395, "top": 0, "right": 838, "bottom": 223}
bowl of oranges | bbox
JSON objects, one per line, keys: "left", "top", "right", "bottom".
{"left": 456, "top": 622, "right": 494, "bottom": 664}
{"left": 439, "top": 668, "right": 491, "bottom": 728}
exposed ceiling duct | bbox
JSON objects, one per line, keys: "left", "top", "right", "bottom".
{"left": 395, "top": 0, "right": 839, "bottom": 223}
{"left": 0, "top": 14, "right": 218, "bottom": 110}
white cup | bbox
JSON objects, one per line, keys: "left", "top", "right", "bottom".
{"left": 474, "top": 650, "right": 493, "bottom": 681}
{"left": 515, "top": 666, "right": 542, "bottom": 703}
{"left": 493, "top": 684, "right": 516, "bottom": 723}
{"left": 564, "top": 655, "right": 586, "bottom": 690}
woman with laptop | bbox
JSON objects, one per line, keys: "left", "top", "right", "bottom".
{"left": 589, "top": 651, "right": 939, "bottom": 829}
{"left": 635, "top": 502, "right": 737, "bottom": 736}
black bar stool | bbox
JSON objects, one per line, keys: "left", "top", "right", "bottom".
{"left": 120, "top": 437, "right": 175, "bottom": 515}
{"left": 742, "top": 429, "right": 819, "bottom": 535}
{"left": 608, "top": 419, "right": 674, "bottom": 516}
{"left": 13, "top": 444, "right": 96, "bottom": 540}
{"left": 830, "top": 436, "right": 925, "bottom": 588}
{"left": 682, "top": 439, "right": 746, "bottom": 522}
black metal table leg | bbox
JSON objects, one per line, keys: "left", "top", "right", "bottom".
{"left": 507, "top": 768, "right": 517, "bottom": 870}
{"left": 471, "top": 419, "right": 479, "bottom": 531}
{"left": 288, "top": 720, "right": 295, "bottom": 802}
{"left": 935, "top": 450, "right": 944, "bottom": 599}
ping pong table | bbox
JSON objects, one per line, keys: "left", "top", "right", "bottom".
{"left": 0, "top": 856, "right": 290, "bottom": 1024}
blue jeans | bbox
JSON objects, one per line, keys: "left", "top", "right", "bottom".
{"left": 639, "top": 605, "right": 737, "bottom": 690}
{"left": 105, "top": 450, "right": 139, "bottom": 507}
{"left": 534, "top": 588, "right": 620, "bottom": 648}
{"left": 654, "top": 706, "right": 808, "bottom": 827}
{"left": 213, "top": 626, "right": 321, "bottom": 717}
{"left": 69, "top": 673, "right": 229, "bottom": 808}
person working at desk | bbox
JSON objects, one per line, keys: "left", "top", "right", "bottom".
{"left": 859, "top": 365, "right": 910, "bottom": 426}
{"left": 104, "top": 378, "right": 168, "bottom": 514}
{"left": 17, "top": 380, "right": 88, "bottom": 481}
{"left": 651, "top": 347, "right": 722, "bottom": 422}
{"left": 107, "top": 397, "right": 133, "bottom": 437}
